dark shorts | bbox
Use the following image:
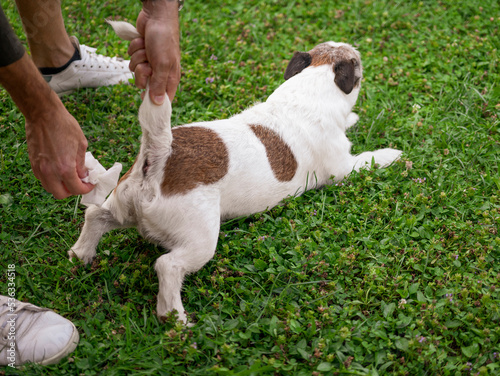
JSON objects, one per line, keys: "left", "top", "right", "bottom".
{"left": 0, "top": 5, "right": 25, "bottom": 67}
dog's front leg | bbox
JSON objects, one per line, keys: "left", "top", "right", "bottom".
{"left": 351, "top": 148, "right": 402, "bottom": 172}
{"left": 69, "top": 205, "right": 122, "bottom": 264}
{"left": 345, "top": 112, "right": 359, "bottom": 130}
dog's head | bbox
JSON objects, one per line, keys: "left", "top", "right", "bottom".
{"left": 284, "top": 42, "right": 363, "bottom": 95}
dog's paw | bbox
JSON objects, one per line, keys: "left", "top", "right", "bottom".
{"left": 68, "top": 248, "right": 95, "bottom": 265}
{"left": 157, "top": 309, "right": 193, "bottom": 326}
{"left": 68, "top": 249, "right": 77, "bottom": 263}
{"left": 345, "top": 112, "right": 359, "bottom": 129}
{"left": 375, "top": 148, "right": 403, "bottom": 168}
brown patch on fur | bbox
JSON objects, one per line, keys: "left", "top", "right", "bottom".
{"left": 161, "top": 127, "right": 229, "bottom": 196}
{"left": 249, "top": 124, "right": 297, "bottom": 182}
{"left": 309, "top": 43, "right": 359, "bottom": 67}
{"left": 309, "top": 44, "right": 336, "bottom": 67}
{"left": 309, "top": 43, "right": 362, "bottom": 94}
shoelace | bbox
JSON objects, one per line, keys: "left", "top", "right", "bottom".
{"left": 76, "top": 44, "right": 128, "bottom": 71}
{"left": 0, "top": 297, "right": 47, "bottom": 347}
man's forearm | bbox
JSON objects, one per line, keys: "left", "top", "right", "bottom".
{"left": 140, "top": 0, "right": 181, "bottom": 20}
{"left": 0, "top": 4, "right": 60, "bottom": 121}
{"left": 0, "top": 53, "right": 59, "bottom": 122}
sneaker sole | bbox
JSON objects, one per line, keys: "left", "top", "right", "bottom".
{"left": 56, "top": 89, "right": 76, "bottom": 97}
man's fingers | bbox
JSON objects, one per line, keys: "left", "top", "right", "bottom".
{"left": 47, "top": 185, "right": 71, "bottom": 200}
{"left": 75, "top": 152, "right": 95, "bottom": 194}
{"left": 148, "top": 69, "right": 168, "bottom": 105}
{"left": 34, "top": 157, "right": 94, "bottom": 199}
{"left": 30, "top": 161, "right": 42, "bottom": 181}
{"left": 62, "top": 177, "right": 94, "bottom": 197}
{"left": 134, "top": 62, "right": 151, "bottom": 89}
{"left": 128, "top": 37, "right": 145, "bottom": 57}
{"left": 148, "top": 61, "right": 180, "bottom": 104}
{"left": 37, "top": 170, "right": 71, "bottom": 200}
{"left": 131, "top": 9, "right": 180, "bottom": 105}
{"left": 76, "top": 151, "right": 89, "bottom": 181}
{"left": 61, "top": 167, "right": 94, "bottom": 196}
{"left": 166, "top": 73, "right": 179, "bottom": 102}
{"left": 129, "top": 49, "right": 148, "bottom": 73}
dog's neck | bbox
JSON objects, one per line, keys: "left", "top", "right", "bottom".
{"left": 268, "top": 65, "right": 359, "bottom": 127}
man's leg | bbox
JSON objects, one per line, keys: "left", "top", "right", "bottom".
{"left": 14, "top": 0, "right": 74, "bottom": 69}
{"left": 15, "top": 0, "right": 133, "bottom": 95}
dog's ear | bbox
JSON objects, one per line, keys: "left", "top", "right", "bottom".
{"left": 334, "top": 58, "right": 357, "bottom": 94}
{"left": 284, "top": 51, "right": 312, "bottom": 80}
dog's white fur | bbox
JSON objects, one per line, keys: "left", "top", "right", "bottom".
{"left": 70, "top": 21, "right": 402, "bottom": 323}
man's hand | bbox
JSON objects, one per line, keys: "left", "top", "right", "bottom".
{"left": 128, "top": 1, "right": 180, "bottom": 104}
{"left": 0, "top": 53, "right": 94, "bottom": 199}
{"left": 25, "top": 94, "right": 94, "bottom": 199}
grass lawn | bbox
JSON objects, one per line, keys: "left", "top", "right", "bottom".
{"left": 1, "top": 0, "right": 499, "bottom": 374}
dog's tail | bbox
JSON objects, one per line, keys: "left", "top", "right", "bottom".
{"left": 106, "top": 20, "right": 141, "bottom": 41}
{"left": 107, "top": 20, "right": 173, "bottom": 183}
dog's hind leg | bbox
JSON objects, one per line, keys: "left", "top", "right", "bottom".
{"left": 153, "top": 193, "right": 221, "bottom": 324}
{"left": 69, "top": 204, "right": 125, "bottom": 264}
{"left": 154, "top": 228, "right": 219, "bottom": 324}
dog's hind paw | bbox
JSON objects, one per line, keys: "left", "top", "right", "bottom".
{"left": 68, "top": 249, "right": 77, "bottom": 263}
{"left": 68, "top": 248, "right": 95, "bottom": 265}
{"left": 157, "top": 309, "right": 193, "bottom": 326}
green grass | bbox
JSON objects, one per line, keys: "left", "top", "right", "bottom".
{"left": 1, "top": 0, "right": 499, "bottom": 375}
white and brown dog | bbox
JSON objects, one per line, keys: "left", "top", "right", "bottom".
{"left": 70, "top": 21, "right": 402, "bottom": 323}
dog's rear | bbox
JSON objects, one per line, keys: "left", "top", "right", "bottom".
{"left": 70, "top": 21, "right": 209, "bottom": 323}
{"left": 69, "top": 88, "right": 195, "bottom": 321}
{"left": 69, "top": 22, "right": 174, "bottom": 261}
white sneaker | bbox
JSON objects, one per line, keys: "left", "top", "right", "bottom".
{"left": 43, "top": 36, "right": 133, "bottom": 96}
{"left": 0, "top": 295, "right": 79, "bottom": 366}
